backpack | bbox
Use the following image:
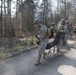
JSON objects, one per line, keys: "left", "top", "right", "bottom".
{"left": 43, "top": 27, "right": 52, "bottom": 39}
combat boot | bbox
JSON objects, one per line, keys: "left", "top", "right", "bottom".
{"left": 35, "top": 60, "right": 41, "bottom": 66}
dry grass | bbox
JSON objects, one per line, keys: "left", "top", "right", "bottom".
{"left": 0, "top": 37, "right": 36, "bottom": 59}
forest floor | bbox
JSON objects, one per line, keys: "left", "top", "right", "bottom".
{"left": 0, "top": 37, "right": 37, "bottom": 60}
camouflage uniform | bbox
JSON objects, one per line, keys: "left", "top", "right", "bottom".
{"left": 37, "top": 24, "right": 49, "bottom": 59}
{"left": 64, "top": 23, "right": 69, "bottom": 42}
{"left": 57, "top": 22, "right": 67, "bottom": 45}
{"left": 69, "top": 24, "right": 73, "bottom": 37}
{"left": 34, "top": 18, "right": 50, "bottom": 66}
{"left": 73, "top": 26, "right": 76, "bottom": 38}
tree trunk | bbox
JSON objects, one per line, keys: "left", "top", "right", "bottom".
{"left": 4, "top": 0, "right": 7, "bottom": 36}
{"left": 0, "top": 0, "right": 3, "bottom": 36}
{"left": 64, "top": 0, "right": 67, "bottom": 20}
{"left": 7, "top": 0, "right": 15, "bottom": 37}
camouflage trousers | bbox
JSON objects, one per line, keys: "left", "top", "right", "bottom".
{"left": 38, "top": 38, "right": 49, "bottom": 59}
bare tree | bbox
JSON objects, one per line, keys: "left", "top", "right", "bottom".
{"left": 4, "top": 0, "right": 7, "bottom": 36}
{"left": 7, "top": 0, "right": 15, "bottom": 37}
{"left": 0, "top": 0, "right": 3, "bottom": 36}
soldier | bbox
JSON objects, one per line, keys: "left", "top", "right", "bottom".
{"left": 73, "top": 26, "right": 76, "bottom": 38}
{"left": 57, "top": 19, "right": 67, "bottom": 45}
{"left": 49, "top": 23, "right": 56, "bottom": 38}
{"left": 64, "top": 21, "right": 70, "bottom": 42}
{"left": 69, "top": 23, "right": 73, "bottom": 37}
{"left": 34, "top": 18, "right": 49, "bottom": 66}
{"left": 54, "top": 19, "right": 65, "bottom": 55}
{"left": 49, "top": 23, "right": 58, "bottom": 54}
{"left": 49, "top": 23, "right": 54, "bottom": 38}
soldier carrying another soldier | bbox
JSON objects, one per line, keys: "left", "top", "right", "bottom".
{"left": 57, "top": 19, "right": 68, "bottom": 45}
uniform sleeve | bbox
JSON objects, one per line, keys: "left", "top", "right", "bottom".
{"left": 57, "top": 25, "right": 68, "bottom": 34}
{"left": 57, "top": 25, "right": 62, "bottom": 33}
